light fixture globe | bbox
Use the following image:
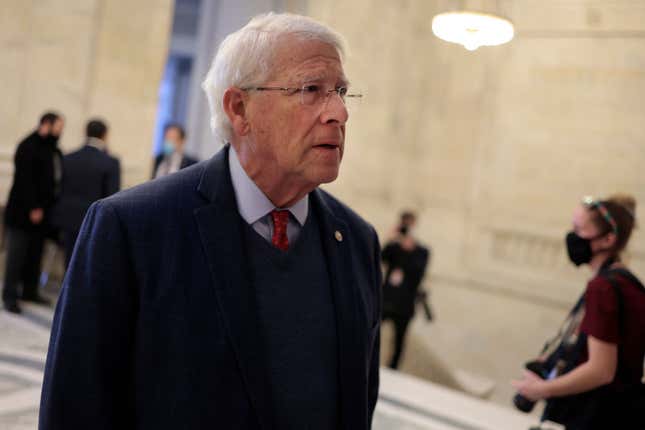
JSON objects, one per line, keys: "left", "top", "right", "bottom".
{"left": 432, "top": 11, "right": 514, "bottom": 51}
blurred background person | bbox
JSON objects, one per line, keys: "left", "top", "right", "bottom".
{"left": 152, "top": 123, "right": 197, "bottom": 179}
{"left": 2, "top": 112, "right": 64, "bottom": 314}
{"left": 513, "top": 194, "right": 645, "bottom": 430}
{"left": 381, "top": 210, "right": 430, "bottom": 369}
{"left": 52, "top": 119, "right": 120, "bottom": 268}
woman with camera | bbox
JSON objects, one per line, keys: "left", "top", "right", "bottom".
{"left": 381, "top": 211, "right": 430, "bottom": 370}
{"left": 512, "top": 194, "right": 645, "bottom": 430}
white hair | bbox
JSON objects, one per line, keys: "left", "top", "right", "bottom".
{"left": 202, "top": 12, "right": 348, "bottom": 144}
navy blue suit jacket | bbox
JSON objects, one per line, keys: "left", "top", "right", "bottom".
{"left": 40, "top": 146, "right": 382, "bottom": 429}
{"left": 52, "top": 144, "right": 120, "bottom": 234}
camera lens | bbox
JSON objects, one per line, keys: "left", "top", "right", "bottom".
{"left": 512, "top": 360, "right": 545, "bottom": 413}
{"left": 513, "top": 393, "right": 536, "bottom": 413}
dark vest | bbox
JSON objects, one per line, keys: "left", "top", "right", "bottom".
{"left": 242, "top": 209, "right": 339, "bottom": 429}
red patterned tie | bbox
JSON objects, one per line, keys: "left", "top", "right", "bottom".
{"left": 270, "top": 210, "right": 290, "bottom": 251}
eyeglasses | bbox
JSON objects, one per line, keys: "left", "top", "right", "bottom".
{"left": 241, "top": 84, "right": 363, "bottom": 108}
{"left": 582, "top": 196, "right": 618, "bottom": 235}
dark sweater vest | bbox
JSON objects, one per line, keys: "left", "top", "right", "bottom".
{"left": 242, "top": 209, "right": 339, "bottom": 429}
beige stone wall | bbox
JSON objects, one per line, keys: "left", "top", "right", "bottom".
{"left": 0, "top": 0, "right": 173, "bottom": 198}
{"left": 308, "top": 0, "right": 645, "bottom": 299}
{"left": 308, "top": 0, "right": 645, "bottom": 404}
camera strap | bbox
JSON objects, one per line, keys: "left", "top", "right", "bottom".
{"left": 541, "top": 257, "right": 619, "bottom": 357}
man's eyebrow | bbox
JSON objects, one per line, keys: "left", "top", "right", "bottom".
{"left": 296, "top": 73, "right": 350, "bottom": 87}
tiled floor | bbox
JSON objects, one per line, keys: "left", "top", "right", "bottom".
{"left": 0, "top": 305, "right": 50, "bottom": 430}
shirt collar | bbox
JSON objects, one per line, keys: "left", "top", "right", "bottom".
{"left": 86, "top": 137, "right": 107, "bottom": 152}
{"left": 228, "top": 146, "right": 308, "bottom": 226}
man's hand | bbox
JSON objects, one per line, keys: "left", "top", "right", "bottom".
{"left": 386, "top": 225, "right": 402, "bottom": 242}
{"left": 30, "top": 208, "right": 44, "bottom": 225}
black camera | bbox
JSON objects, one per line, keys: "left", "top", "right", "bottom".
{"left": 513, "top": 360, "right": 546, "bottom": 413}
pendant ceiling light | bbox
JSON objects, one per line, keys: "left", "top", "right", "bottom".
{"left": 432, "top": 10, "right": 514, "bottom": 51}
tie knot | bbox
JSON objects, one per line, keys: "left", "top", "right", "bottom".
{"left": 271, "top": 210, "right": 289, "bottom": 227}
{"left": 270, "top": 210, "right": 290, "bottom": 251}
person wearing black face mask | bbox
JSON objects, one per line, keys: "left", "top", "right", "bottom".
{"left": 513, "top": 194, "right": 645, "bottom": 430}
{"left": 3, "top": 111, "right": 64, "bottom": 314}
{"left": 381, "top": 211, "right": 430, "bottom": 369}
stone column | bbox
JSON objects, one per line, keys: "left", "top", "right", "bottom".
{"left": 184, "top": 0, "right": 307, "bottom": 160}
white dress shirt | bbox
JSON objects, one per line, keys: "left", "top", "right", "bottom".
{"left": 155, "top": 152, "right": 183, "bottom": 178}
{"left": 228, "top": 146, "right": 308, "bottom": 244}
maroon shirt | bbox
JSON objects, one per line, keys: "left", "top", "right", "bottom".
{"left": 579, "top": 273, "right": 645, "bottom": 389}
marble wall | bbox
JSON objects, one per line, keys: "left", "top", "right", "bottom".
{"left": 0, "top": 0, "right": 173, "bottom": 196}
{"left": 306, "top": 0, "right": 645, "bottom": 300}
{"left": 305, "top": 0, "right": 645, "bottom": 403}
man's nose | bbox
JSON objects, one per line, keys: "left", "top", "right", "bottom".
{"left": 320, "top": 91, "right": 349, "bottom": 125}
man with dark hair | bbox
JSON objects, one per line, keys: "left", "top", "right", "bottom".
{"left": 3, "top": 111, "right": 64, "bottom": 314}
{"left": 86, "top": 119, "right": 108, "bottom": 140}
{"left": 52, "top": 118, "right": 120, "bottom": 268}
{"left": 152, "top": 123, "right": 197, "bottom": 178}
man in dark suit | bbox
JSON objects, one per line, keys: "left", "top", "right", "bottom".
{"left": 3, "top": 112, "right": 64, "bottom": 314}
{"left": 40, "top": 13, "right": 380, "bottom": 430}
{"left": 52, "top": 119, "right": 120, "bottom": 268}
{"left": 151, "top": 123, "right": 197, "bottom": 179}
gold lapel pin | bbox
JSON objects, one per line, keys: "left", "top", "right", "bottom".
{"left": 334, "top": 231, "right": 343, "bottom": 242}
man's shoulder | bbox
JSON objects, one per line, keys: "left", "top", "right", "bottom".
{"left": 20, "top": 131, "right": 39, "bottom": 144}
{"left": 65, "top": 146, "right": 90, "bottom": 159}
{"left": 108, "top": 154, "right": 120, "bottom": 166}
{"left": 101, "top": 161, "right": 206, "bottom": 214}
{"left": 98, "top": 151, "right": 120, "bottom": 172}
{"left": 65, "top": 146, "right": 109, "bottom": 165}
{"left": 16, "top": 132, "right": 40, "bottom": 152}
{"left": 95, "top": 148, "right": 120, "bottom": 166}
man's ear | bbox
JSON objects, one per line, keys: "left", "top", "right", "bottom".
{"left": 223, "top": 87, "right": 250, "bottom": 136}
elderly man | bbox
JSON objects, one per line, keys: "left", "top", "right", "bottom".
{"left": 40, "top": 12, "right": 381, "bottom": 430}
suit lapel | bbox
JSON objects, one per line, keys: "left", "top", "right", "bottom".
{"left": 193, "top": 147, "right": 273, "bottom": 429}
{"left": 311, "top": 189, "right": 365, "bottom": 430}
